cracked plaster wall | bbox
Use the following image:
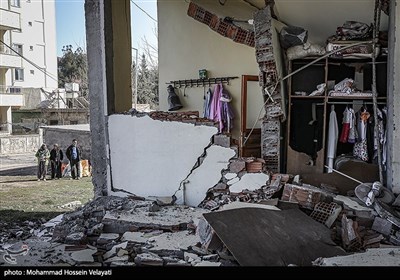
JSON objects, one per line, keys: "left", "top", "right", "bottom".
{"left": 108, "top": 114, "right": 231, "bottom": 202}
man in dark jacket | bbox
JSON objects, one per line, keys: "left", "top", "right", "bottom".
{"left": 50, "top": 143, "right": 64, "bottom": 179}
{"left": 66, "top": 139, "right": 81, "bottom": 180}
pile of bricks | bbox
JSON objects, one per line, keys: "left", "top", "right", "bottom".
{"left": 187, "top": 2, "right": 255, "bottom": 47}
{"left": 147, "top": 111, "right": 217, "bottom": 126}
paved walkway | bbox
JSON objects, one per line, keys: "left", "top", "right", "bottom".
{"left": 0, "top": 153, "right": 37, "bottom": 176}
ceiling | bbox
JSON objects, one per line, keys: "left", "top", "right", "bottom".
{"left": 193, "top": 0, "right": 389, "bottom": 45}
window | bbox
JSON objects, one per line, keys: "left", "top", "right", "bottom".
{"left": 14, "top": 68, "right": 24, "bottom": 81}
{"left": 28, "top": 22, "right": 32, "bottom": 26}
{"left": 49, "top": 120, "right": 59, "bottom": 125}
{"left": 70, "top": 121, "right": 78, "bottom": 125}
{"left": 9, "top": 87, "right": 21, "bottom": 94}
{"left": 12, "top": 44, "right": 22, "bottom": 55}
{"left": 29, "top": 46, "right": 33, "bottom": 51}
{"left": 30, "top": 70, "right": 34, "bottom": 74}
{"left": 10, "top": 0, "right": 20, "bottom": 7}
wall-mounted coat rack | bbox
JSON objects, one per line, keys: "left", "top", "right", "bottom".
{"left": 166, "top": 76, "right": 238, "bottom": 88}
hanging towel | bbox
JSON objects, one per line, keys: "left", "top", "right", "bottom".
{"left": 326, "top": 105, "right": 338, "bottom": 173}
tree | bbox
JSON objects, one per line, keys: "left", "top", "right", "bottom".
{"left": 58, "top": 45, "right": 88, "bottom": 98}
{"left": 135, "top": 53, "right": 158, "bottom": 109}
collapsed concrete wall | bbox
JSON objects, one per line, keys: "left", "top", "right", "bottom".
{"left": 107, "top": 114, "right": 237, "bottom": 206}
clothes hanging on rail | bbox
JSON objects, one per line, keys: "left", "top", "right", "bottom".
{"left": 326, "top": 105, "right": 338, "bottom": 173}
{"left": 339, "top": 107, "right": 351, "bottom": 143}
{"left": 208, "top": 83, "right": 234, "bottom": 133}
{"left": 347, "top": 108, "right": 357, "bottom": 143}
{"left": 353, "top": 107, "right": 370, "bottom": 162}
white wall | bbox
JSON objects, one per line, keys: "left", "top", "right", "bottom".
{"left": 108, "top": 114, "right": 219, "bottom": 199}
{"left": 274, "top": 0, "right": 389, "bottom": 45}
{"left": 8, "top": 0, "right": 58, "bottom": 90}
{"left": 158, "top": 0, "right": 260, "bottom": 140}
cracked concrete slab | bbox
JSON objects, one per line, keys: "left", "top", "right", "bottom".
{"left": 228, "top": 173, "right": 270, "bottom": 193}
{"left": 218, "top": 201, "right": 280, "bottom": 211}
{"left": 70, "top": 248, "right": 97, "bottom": 263}
{"left": 134, "top": 252, "right": 163, "bottom": 266}
{"left": 121, "top": 232, "right": 147, "bottom": 243}
{"left": 146, "top": 231, "right": 199, "bottom": 258}
{"left": 102, "top": 205, "right": 208, "bottom": 233}
{"left": 103, "top": 242, "right": 128, "bottom": 260}
{"left": 184, "top": 145, "right": 236, "bottom": 207}
{"left": 315, "top": 248, "right": 400, "bottom": 266}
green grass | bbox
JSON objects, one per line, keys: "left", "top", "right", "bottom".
{"left": 0, "top": 175, "right": 94, "bottom": 221}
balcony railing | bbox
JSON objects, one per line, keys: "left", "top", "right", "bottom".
{"left": 0, "top": 8, "right": 21, "bottom": 30}
{"left": 0, "top": 85, "right": 22, "bottom": 94}
{"left": 0, "top": 44, "right": 18, "bottom": 55}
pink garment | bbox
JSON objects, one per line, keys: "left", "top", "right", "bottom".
{"left": 208, "top": 84, "right": 221, "bottom": 123}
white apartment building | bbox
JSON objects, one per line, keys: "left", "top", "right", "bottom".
{"left": 0, "top": 0, "right": 57, "bottom": 133}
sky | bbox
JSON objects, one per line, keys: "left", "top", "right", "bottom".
{"left": 55, "top": 0, "right": 158, "bottom": 58}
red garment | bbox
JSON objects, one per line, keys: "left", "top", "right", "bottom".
{"left": 339, "top": 107, "right": 351, "bottom": 143}
{"left": 339, "top": 123, "right": 350, "bottom": 143}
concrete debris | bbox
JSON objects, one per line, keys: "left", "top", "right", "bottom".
{"left": 194, "top": 261, "right": 222, "bottom": 266}
{"left": 341, "top": 214, "right": 362, "bottom": 251}
{"left": 103, "top": 242, "right": 128, "bottom": 260}
{"left": 4, "top": 164, "right": 400, "bottom": 267}
{"left": 282, "top": 183, "right": 333, "bottom": 210}
{"left": 314, "top": 248, "right": 400, "bottom": 266}
{"left": 224, "top": 173, "right": 237, "bottom": 180}
{"left": 334, "top": 195, "right": 376, "bottom": 214}
{"left": 147, "top": 196, "right": 176, "bottom": 206}
{"left": 97, "top": 233, "right": 120, "bottom": 244}
{"left": 121, "top": 232, "right": 147, "bottom": 243}
{"left": 227, "top": 177, "right": 240, "bottom": 185}
{"left": 372, "top": 217, "right": 393, "bottom": 236}
{"left": 184, "top": 252, "right": 201, "bottom": 263}
{"left": 229, "top": 173, "right": 269, "bottom": 193}
{"left": 58, "top": 200, "right": 82, "bottom": 209}
{"left": 70, "top": 248, "right": 97, "bottom": 263}
{"left": 310, "top": 202, "right": 342, "bottom": 228}
{"left": 229, "top": 160, "right": 246, "bottom": 173}
{"left": 134, "top": 252, "right": 164, "bottom": 266}
{"left": 213, "top": 134, "right": 231, "bottom": 148}
{"left": 218, "top": 201, "right": 280, "bottom": 211}
{"left": 104, "top": 255, "right": 129, "bottom": 264}
{"left": 65, "top": 232, "right": 86, "bottom": 245}
{"left": 146, "top": 231, "right": 199, "bottom": 258}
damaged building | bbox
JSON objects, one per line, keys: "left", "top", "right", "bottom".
{"left": 2, "top": 0, "right": 400, "bottom": 267}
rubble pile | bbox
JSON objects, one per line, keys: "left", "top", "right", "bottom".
{"left": 0, "top": 196, "right": 238, "bottom": 267}
{"left": 196, "top": 157, "right": 400, "bottom": 265}
{"left": 2, "top": 154, "right": 400, "bottom": 266}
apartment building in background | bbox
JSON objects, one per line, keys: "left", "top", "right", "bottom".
{"left": 0, "top": 0, "right": 57, "bottom": 133}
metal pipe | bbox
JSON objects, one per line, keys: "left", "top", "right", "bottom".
{"left": 132, "top": 47, "right": 138, "bottom": 109}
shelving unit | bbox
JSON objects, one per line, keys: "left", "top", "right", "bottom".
{"left": 286, "top": 55, "right": 388, "bottom": 175}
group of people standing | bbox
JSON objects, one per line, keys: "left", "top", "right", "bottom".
{"left": 35, "top": 139, "right": 81, "bottom": 181}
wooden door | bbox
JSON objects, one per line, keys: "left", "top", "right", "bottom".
{"left": 240, "top": 75, "right": 263, "bottom": 158}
